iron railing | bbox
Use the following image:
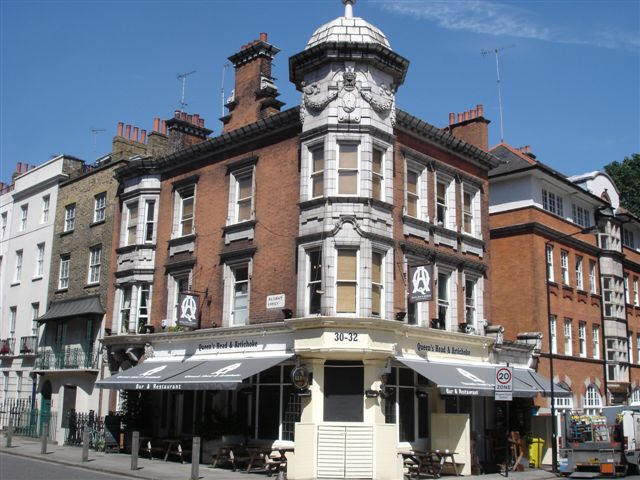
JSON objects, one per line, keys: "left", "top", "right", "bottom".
{"left": 36, "top": 345, "right": 99, "bottom": 370}
{"left": 64, "top": 410, "right": 107, "bottom": 451}
{"left": 19, "top": 336, "right": 38, "bottom": 354}
{"left": 0, "top": 398, "right": 57, "bottom": 441}
{"left": 0, "top": 338, "right": 15, "bottom": 355}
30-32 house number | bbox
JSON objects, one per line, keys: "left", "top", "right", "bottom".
{"left": 334, "top": 332, "right": 358, "bottom": 342}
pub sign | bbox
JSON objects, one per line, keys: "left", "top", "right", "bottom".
{"left": 177, "top": 293, "right": 200, "bottom": 328}
{"left": 408, "top": 264, "right": 433, "bottom": 303}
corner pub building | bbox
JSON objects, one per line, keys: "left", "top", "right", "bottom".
{"left": 99, "top": 1, "right": 564, "bottom": 477}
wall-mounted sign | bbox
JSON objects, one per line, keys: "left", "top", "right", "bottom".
{"left": 177, "top": 293, "right": 199, "bottom": 328}
{"left": 495, "top": 366, "right": 513, "bottom": 401}
{"left": 266, "top": 294, "right": 286, "bottom": 309}
{"left": 409, "top": 264, "right": 433, "bottom": 303}
{"left": 291, "top": 365, "right": 310, "bottom": 390}
{"left": 417, "top": 342, "right": 471, "bottom": 356}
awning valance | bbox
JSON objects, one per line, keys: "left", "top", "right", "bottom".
{"left": 97, "top": 353, "right": 292, "bottom": 391}
{"left": 396, "top": 357, "right": 571, "bottom": 398}
{"left": 37, "top": 295, "right": 104, "bottom": 323}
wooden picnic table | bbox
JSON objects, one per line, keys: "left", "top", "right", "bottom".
{"left": 402, "top": 449, "right": 460, "bottom": 478}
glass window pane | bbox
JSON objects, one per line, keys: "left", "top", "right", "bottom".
{"left": 182, "top": 197, "right": 194, "bottom": 217}
{"left": 238, "top": 176, "right": 252, "bottom": 199}
{"left": 339, "top": 144, "right": 358, "bottom": 169}
{"left": 372, "top": 286, "right": 381, "bottom": 316}
{"left": 339, "top": 171, "right": 357, "bottom": 194}
{"left": 372, "top": 177, "right": 381, "bottom": 200}
{"left": 338, "top": 251, "right": 357, "bottom": 280}
{"left": 407, "top": 196, "right": 417, "bottom": 217}
{"left": 372, "top": 252, "right": 382, "bottom": 283}
{"left": 399, "top": 388, "right": 415, "bottom": 441}
{"left": 337, "top": 284, "right": 356, "bottom": 312}
{"left": 407, "top": 172, "right": 417, "bottom": 194}
{"left": 438, "top": 273, "right": 448, "bottom": 300}
{"left": 238, "top": 201, "right": 251, "bottom": 222}
{"left": 312, "top": 148, "right": 324, "bottom": 173}
{"left": 257, "top": 385, "right": 280, "bottom": 439}
{"left": 372, "top": 150, "right": 382, "bottom": 174}
{"left": 235, "top": 266, "right": 248, "bottom": 281}
{"left": 181, "top": 219, "right": 193, "bottom": 235}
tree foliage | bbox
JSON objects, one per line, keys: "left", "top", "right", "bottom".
{"left": 604, "top": 153, "right": 640, "bottom": 217}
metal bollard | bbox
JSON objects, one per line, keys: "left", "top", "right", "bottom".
{"left": 131, "top": 431, "right": 139, "bottom": 471}
{"left": 82, "top": 429, "right": 90, "bottom": 462}
{"left": 40, "top": 428, "right": 47, "bottom": 454}
{"left": 5, "top": 423, "right": 13, "bottom": 448}
{"left": 190, "top": 436, "right": 200, "bottom": 480}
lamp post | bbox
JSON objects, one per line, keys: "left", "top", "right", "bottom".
{"left": 545, "top": 225, "right": 597, "bottom": 473}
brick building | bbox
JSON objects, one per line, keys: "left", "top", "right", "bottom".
{"left": 100, "top": 2, "right": 558, "bottom": 477}
{"left": 489, "top": 144, "right": 640, "bottom": 455}
{"left": 34, "top": 120, "right": 169, "bottom": 441}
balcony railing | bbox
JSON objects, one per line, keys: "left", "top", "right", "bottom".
{"left": 36, "top": 345, "right": 99, "bottom": 370}
{"left": 19, "top": 336, "right": 38, "bottom": 355}
{"left": 0, "top": 338, "right": 15, "bottom": 356}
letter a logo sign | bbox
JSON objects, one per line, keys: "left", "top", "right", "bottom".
{"left": 177, "top": 293, "right": 199, "bottom": 328}
{"left": 409, "top": 264, "right": 433, "bottom": 303}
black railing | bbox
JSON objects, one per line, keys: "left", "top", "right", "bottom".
{"left": 19, "top": 336, "right": 38, "bottom": 354}
{"left": 65, "top": 410, "right": 107, "bottom": 451}
{"left": 36, "top": 345, "right": 99, "bottom": 370}
{"left": 0, "top": 338, "right": 15, "bottom": 355}
{"left": 0, "top": 398, "right": 57, "bottom": 441}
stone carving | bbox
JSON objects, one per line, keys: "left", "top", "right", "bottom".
{"left": 142, "top": 342, "right": 155, "bottom": 361}
{"left": 300, "top": 63, "right": 396, "bottom": 125}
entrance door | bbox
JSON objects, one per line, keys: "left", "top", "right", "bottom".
{"left": 39, "top": 380, "right": 52, "bottom": 437}
{"left": 61, "top": 385, "right": 77, "bottom": 428}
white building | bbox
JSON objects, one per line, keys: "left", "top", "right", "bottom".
{"left": 0, "top": 156, "right": 83, "bottom": 404}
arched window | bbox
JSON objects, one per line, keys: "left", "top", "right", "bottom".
{"left": 631, "top": 388, "right": 640, "bottom": 406}
{"left": 583, "top": 385, "right": 602, "bottom": 415}
{"left": 554, "top": 382, "right": 574, "bottom": 410}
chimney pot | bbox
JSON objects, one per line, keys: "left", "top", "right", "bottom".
{"left": 187, "top": 114, "right": 193, "bottom": 124}
{"left": 161, "top": 120, "right": 167, "bottom": 135}
{"left": 449, "top": 113, "right": 455, "bottom": 125}
{"left": 140, "top": 129, "right": 147, "bottom": 143}
{"left": 260, "top": 32, "right": 267, "bottom": 42}
{"left": 117, "top": 122, "right": 124, "bottom": 137}
{"left": 174, "top": 110, "right": 181, "bottom": 119}
{"left": 193, "top": 113, "right": 199, "bottom": 125}
{"left": 16, "top": 162, "right": 22, "bottom": 173}
{"left": 133, "top": 127, "right": 139, "bottom": 142}
{"left": 477, "top": 104, "right": 484, "bottom": 117}
{"left": 471, "top": 109, "right": 477, "bottom": 119}
{"left": 457, "top": 113, "right": 463, "bottom": 122}
{"left": 464, "top": 111, "right": 470, "bottom": 121}
{"left": 125, "top": 124, "right": 132, "bottom": 139}
{"left": 153, "top": 117, "right": 160, "bottom": 132}
{"left": 199, "top": 118, "right": 205, "bottom": 127}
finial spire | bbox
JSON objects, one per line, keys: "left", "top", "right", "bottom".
{"left": 342, "top": 0, "right": 355, "bottom": 19}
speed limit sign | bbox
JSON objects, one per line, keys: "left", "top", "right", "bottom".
{"left": 495, "top": 366, "right": 513, "bottom": 401}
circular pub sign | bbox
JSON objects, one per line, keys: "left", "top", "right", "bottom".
{"left": 291, "top": 366, "right": 310, "bottom": 390}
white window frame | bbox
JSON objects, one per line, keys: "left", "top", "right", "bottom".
{"left": 371, "top": 146, "right": 385, "bottom": 201}
{"left": 575, "top": 255, "right": 584, "bottom": 290}
{"left": 550, "top": 315, "right": 557, "bottom": 354}
{"left": 87, "top": 245, "right": 102, "bottom": 285}
{"left": 578, "top": 322, "right": 586, "bottom": 358}
{"left": 19, "top": 204, "right": 28, "bottom": 231}
{"left": 177, "top": 186, "right": 195, "bottom": 237}
{"left": 631, "top": 388, "right": 640, "bottom": 406}
{"left": 125, "top": 201, "right": 139, "bottom": 246}
{"left": 337, "top": 142, "right": 359, "bottom": 196}
{"left": 625, "top": 273, "right": 630, "bottom": 304}
{"left": 41, "top": 195, "right": 50, "bottom": 223}
{"left": 437, "top": 269, "right": 451, "bottom": 330}
{"left": 137, "top": 284, "right": 152, "bottom": 331}
{"left": 144, "top": 200, "right": 156, "bottom": 243}
{"left": 306, "top": 248, "right": 323, "bottom": 316}
{"left": 64, "top": 204, "right": 76, "bottom": 232}
{"left": 371, "top": 250, "right": 385, "bottom": 318}
{"left": 94, "top": 192, "right": 106, "bottom": 223}
{"left": 629, "top": 333, "right": 634, "bottom": 364}
{"left": 9, "top": 307, "right": 17, "bottom": 338}
{"left": 1, "top": 212, "right": 6, "bottom": 239}
{"left": 634, "top": 277, "right": 639, "bottom": 306}
{"left": 31, "top": 302, "right": 39, "bottom": 336}
{"left": 232, "top": 169, "right": 254, "bottom": 224}
{"left": 35, "top": 243, "right": 45, "bottom": 278}
{"left": 546, "top": 245, "right": 554, "bottom": 282}
{"left": 435, "top": 173, "right": 454, "bottom": 229}
{"left": 593, "top": 325, "right": 600, "bottom": 359}
{"left": 561, "top": 250, "right": 569, "bottom": 285}
{"left": 464, "top": 275, "right": 477, "bottom": 328}
{"left": 335, "top": 248, "right": 359, "bottom": 316}
{"left": 589, "top": 260, "right": 597, "bottom": 293}
{"left": 564, "top": 318, "right": 572, "bottom": 356}
{"left": 405, "top": 163, "right": 422, "bottom": 219}
{"left": 58, "top": 255, "right": 70, "bottom": 289}
{"left": 230, "top": 262, "right": 250, "bottom": 326}
{"left": 542, "top": 188, "right": 564, "bottom": 217}
{"left": 584, "top": 385, "right": 602, "bottom": 415}
{"left": 309, "top": 144, "right": 325, "bottom": 199}
{"left": 14, "top": 250, "right": 22, "bottom": 283}
{"left": 119, "top": 286, "right": 132, "bottom": 334}
{"left": 462, "top": 185, "right": 479, "bottom": 237}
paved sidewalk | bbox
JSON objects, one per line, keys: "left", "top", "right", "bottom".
{"left": 0, "top": 436, "right": 562, "bottom": 480}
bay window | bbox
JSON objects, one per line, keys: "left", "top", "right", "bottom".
{"left": 119, "top": 287, "right": 132, "bottom": 333}
{"left": 336, "top": 249, "right": 358, "bottom": 315}
{"left": 144, "top": 200, "right": 156, "bottom": 243}
{"left": 371, "top": 251, "right": 384, "bottom": 318}
{"left": 307, "top": 249, "right": 322, "bottom": 315}
{"left": 337, "top": 143, "right": 358, "bottom": 195}
{"left": 310, "top": 145, "right": 324, "bottom": 198}
{"left": 372, "top": 147, "right": 384, "bottom": 200}
{"left": 126, "top": 201, "right": 138, "bottom": 245}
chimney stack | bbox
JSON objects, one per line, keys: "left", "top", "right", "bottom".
{"left": 222, "top": 32, "right": 284, "bottom": 133}
{"left": 166, "top": 110, "right": 212, "bottom": 153}
{"left": 117, "top": 122, "right": 124, "bottom": 137}
{"left": 133, "top": 127, "right": 139, "bottom": 142}
{"left": 444, "top": 103, "right": 490, "bottom": 151}
{"left": 153, "top": 117, "right": 160, "bottom": 132}
{"left": 140, "top": 129, "right": 147, "bottom": 143}
{"left": 125, "top": 124, "right": 132, "bottom": 139}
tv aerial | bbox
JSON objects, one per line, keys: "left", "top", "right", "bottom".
{"left": 177, "top": 70, "right": 197, "bottom": 111}
{"left": 481, "top": 45, "right": 515, "bottom": 143}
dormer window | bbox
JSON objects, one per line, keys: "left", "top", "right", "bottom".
{"left": 542, "top": 188, "right": 564, "bottom": 217}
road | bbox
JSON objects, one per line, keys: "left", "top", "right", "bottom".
{"left": 0, "top": 452, "right": 132, "bottom": 480}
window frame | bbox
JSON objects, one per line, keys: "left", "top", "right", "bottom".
{"left": 137, "top": 283, "right": 152, "bottom": 331}
{"left": 435, "top": 174, "right": 453, "bottom": 228}
{"left": 144, "top": 200, "right": 156, "bottom": 243}
{"left": 178, "top": 186, "right": 195, "bottom": 237}
{"left": 335, "top": 248, "right": 359, "bottom": 316}
{"left": 31, "top": 302, "right": 39, "bottom": 335}
{"left": 230, "top": 262, "right": 250, "bottom": 326}
{"left": 87, "top": 245, "right": 102, "bottom": 285}
{"left": 589, "top": 260, "right": 597, "bottom": 293}
{"left": 337, "top": 142, "right": 359, "bottom": 196}
{"left": 35, "top": 243, "right": 45, "bottom": 278}
{"left": 564, "top": 318, "right": 573, "bottom": 356}
{"left": 309, "top": 144, "right": 325, "bottom": 199}
{"left": 578, "top": 322, "right": 586, "bottom": 358}
{"left": 561, "top": 250, "right": 569, "bottom": 285}
{"left": 119, "top": 286, "right": 132, "bottom": 334}
{"left": 593, "top": 325, "right": 600, "bottom": 359}
{"left": 306, "top": 248, "right": 323, "bottom": 316}
{"left": 634, "top": 277, "right": 639, "bottom": 307}
{"left": 233, "top": 169, "right": 254, "bottom": 224}
{"left": 371, "top": 146, "right": 385, "bottom": 201}
{"left": 542, "top": 188, "right": 564, "bottom": 217}
{"left": 436, "top": 269, "right": 451, "bottom": 330}
{"left": 58, "top": 254, "right": 70, "bottom": 290}
{"left": 575, "top": 255, "right": 584, "bottom": 290}
{"left": 624, "top": 273, "right": 630, "bottom": 304}
{"left": 462, "top": 185, "right": 479, "bottom": 237}
{"left": 41, "top": 195, "right": 50, "bottom": 223}
{"left": 125, "top": 201, "right": 139, "bottom": 246}
{"left": 9, "top": 307, "right": 17, "bottom": 338}
{"left": 19, "top": 204, "right": 28, "bottom": 231}
{"left": 405, "top": 164, "right": 422, "bottom": 219}
{"left": 1, "top": 212, "right": 6, "bottom": 239}
{"left": 93, "top": 192, "right": 107, "bottom": 223}
{"left": 583, "top": 385, "right": 602, "bottom": 415}
{"left": 550, "top": 315, "right": 557, "bottom": 354}
{"left": 371, "top": 250, "right": 385, "bottom": 318}
{"left": 64, "top": 204, "right": 76, "bottom": 232}
{"left": 546, "top": 245, "right": 554, "bottom": 282}
{"left": 170, "top": 271, "right": 192, "bottom": 324}
{"left": 14, "top": 249, "right": 23, "bottom": 283}
{"left": 464, "top": 275, "right": 477, "bottom": 327}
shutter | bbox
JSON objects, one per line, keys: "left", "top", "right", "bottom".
{"left": 317, "top": 425, "right": 345, "bottom": 478}
{"left": 345, "top": 426, "right": 373, "bottom": 478}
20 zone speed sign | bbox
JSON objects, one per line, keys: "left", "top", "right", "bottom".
{"left": 495, "top": 366, "right": 513, "bottom": 401}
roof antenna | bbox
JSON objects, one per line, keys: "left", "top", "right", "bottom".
{"left": 177, "top": 70, "right": 197, "bottom": 111}
{"left": 343, "top": 0, "right": 355, "bottom": 18}
{"left": 221, "top": 62, "right": 231, "bottom": 119}
{"left": 481, "top": 45, "right": 515, "bottom": 143}
{"left": 90, "top": 128, "right": 106, "bottom": 158}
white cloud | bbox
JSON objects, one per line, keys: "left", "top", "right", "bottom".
{"left": 380, "top": 0, "right": 639, "bottom": 51}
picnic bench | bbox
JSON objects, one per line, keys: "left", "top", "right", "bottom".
{"left": 402, "top": 449, "right": 460, "bottom": 478}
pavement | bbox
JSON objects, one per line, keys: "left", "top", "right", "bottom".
{"left": 0, "top": 436, "right": 608, "bottom": 480}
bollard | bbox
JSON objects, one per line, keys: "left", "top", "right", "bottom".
{"left": 82, "top": 429, "right": 90, "bottom": 462}
{"left": 6, "top": 423, "right": 13, "bottom": 448}
{"left": 40, "top": 428, "right": 47, "bottom": 454}
{"left": 190, "top": 436, "right": 200, "bottom": 480}
{"left": 131, "top": 431, "right": 139, "bottom": 471}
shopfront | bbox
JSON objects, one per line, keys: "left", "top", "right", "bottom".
{"left": 100, "top": 317, "right": 564, "bottom": 478}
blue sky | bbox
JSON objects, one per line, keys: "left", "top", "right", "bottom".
{"left": 1, "top": 0, "right": 638, "bottom": 185}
